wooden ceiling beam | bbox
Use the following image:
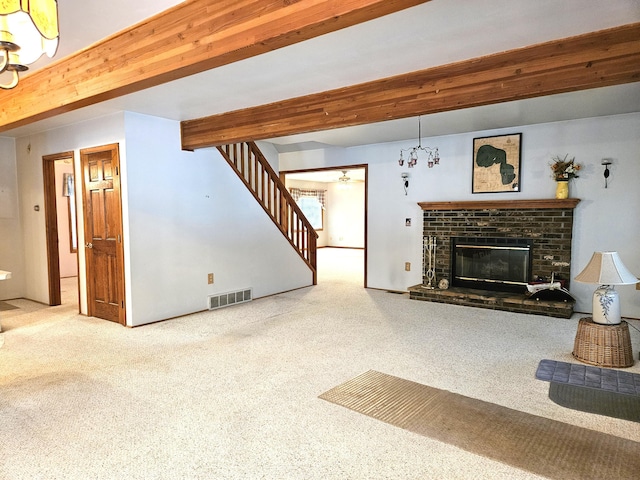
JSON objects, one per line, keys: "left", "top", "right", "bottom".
{"left": 0, "top": 0, "right": 429, "bottom": 131}
{"left": 180, "top": 22, "right": 640, "bottom": 150}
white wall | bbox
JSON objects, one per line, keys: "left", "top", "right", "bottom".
{"left": 0, "top": 136, "right": 23, "bottom": 300}
{"left": 13, "top": 113, "right": 127, "bottom": 310}
{"left": 326, "top": 181, "right": 365, "bottom": 248}
{"left": 7, "top": 112, "right": 312, "bottom": 326}
{"left": 123, "top": 113, "right": 312, "bottom": 326}
{"left": 7, "top": 111, "right": 639, "bottom": 320}
{"left": 255, "top": 140, "right": 281, "bottom": 172}
{"left": 280, "top": 113, "right": 640, "bottom": 318}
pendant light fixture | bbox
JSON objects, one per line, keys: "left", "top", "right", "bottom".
{"left": 398, "top": 116, "right": 440, "bottom": 168}
{"left": 0, "top": 0, "right": 59, "bottom": 89}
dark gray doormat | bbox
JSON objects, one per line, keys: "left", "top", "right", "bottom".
{"left": 536, "top": 359, "right": 640, "bottom": 422}
{"left": 536, "top": 359, "right": 640, "bottom": 395}
{"left": 320, "top": 370, "right": 640, "bottom": 479}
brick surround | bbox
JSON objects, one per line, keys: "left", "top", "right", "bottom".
{"left": 409, "top": 199, "right": 580, "bottom": 317}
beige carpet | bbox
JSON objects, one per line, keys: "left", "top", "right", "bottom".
{"left": 1, "top": 249, "right": 639, "bottom": 479}
{"left": 320, "top": 370, "right": 640, "bottom": 480}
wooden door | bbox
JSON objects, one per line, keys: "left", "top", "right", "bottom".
{"left": 81, "top": 144, "right": 125, "bottom": 325}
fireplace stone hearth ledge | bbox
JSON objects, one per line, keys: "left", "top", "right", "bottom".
{"left": 410, "top": 198, "right": 580, "bottom": 318}
{"left": 408, "top": 286, "right": 575, "bottom": 318}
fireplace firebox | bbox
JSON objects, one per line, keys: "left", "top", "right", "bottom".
{"left": 451, "top": 237, "right": 533, "bottom": 293}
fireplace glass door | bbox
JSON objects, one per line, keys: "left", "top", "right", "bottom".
{"left": 451, "top": 237, "right": 533, "bottom": 292}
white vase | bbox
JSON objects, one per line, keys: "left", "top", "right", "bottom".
{"left": 592, "top": 285, "right": 621, "bottom": 325}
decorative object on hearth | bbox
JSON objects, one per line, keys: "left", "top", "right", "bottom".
{"left": 551, "top": 154, "right": 581, "bottom": 199}
{"left": 575, "top": 251, "right": 638, "bottom": 325}
{"left": 601, "top": 158, "right": 612, "bottom": 188}
{"left": 397, "top": 117, "right": 440, "bottom": 169}
{"left": 472, "top": 133, "right": 521, "bottom": 193}
{"left": 0, "top": 0, "right": 59, "bottom": 89}
{"left": 423, "top": 236, "right": 437, "bottom": 289}
{"left": 526, "top": 273, "right": 575, "bottom": 302}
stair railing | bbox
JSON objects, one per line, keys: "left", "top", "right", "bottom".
{"left": 217, "top": 142, "right": 318, "bottom": 284}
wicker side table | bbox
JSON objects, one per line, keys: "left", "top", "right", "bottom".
{"left": 572, "top": 317, "right": 634, "bottom": 368}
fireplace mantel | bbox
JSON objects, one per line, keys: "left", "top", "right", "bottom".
{"left": 418, "top": 198, "right": 580, "bottom": 211}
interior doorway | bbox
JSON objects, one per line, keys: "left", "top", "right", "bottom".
{"left": 43, "top": 151, "right": 79, "bottom": 308}
{"left": 282, "top": 165, "right": 367, "bottom": 287}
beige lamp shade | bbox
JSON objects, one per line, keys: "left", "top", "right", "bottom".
{"left": 575, "top": 251, "right": 638, "bottom": 285}
{"left": 575, "top": 252, "right": 637, "bottom": 325}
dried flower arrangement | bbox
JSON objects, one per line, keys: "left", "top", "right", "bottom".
{"left": 551, "top": 154, "right": 581, "bottom": 181}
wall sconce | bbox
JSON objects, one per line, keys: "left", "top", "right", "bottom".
{"left": 401, "top": 172, "right": 409, "bottom": 195}
{"left": 601, "top": 158, "right": 612, "bottom": 188}
{"left": 0, "top": 1, "right": 59, "bottom": 89}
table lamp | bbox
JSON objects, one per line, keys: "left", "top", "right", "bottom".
{"left": 574, "top": 251, "right": 638, "bottom": 324}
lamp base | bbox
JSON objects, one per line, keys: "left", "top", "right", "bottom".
{"left": 592, "top": 285, "right": 621, "bottom": 325}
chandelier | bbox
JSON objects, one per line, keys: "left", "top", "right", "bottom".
{"left": 398, "top": 116, "right": 440, "bottom": 168}
{"left": 338, "top": 170, "right": 350, "bottom": 183}
{"left": 0, "top": 0, "right": 59, "bottom": 89}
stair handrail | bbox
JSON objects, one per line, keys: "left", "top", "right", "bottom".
{"left": 217, "top": 141, "right": 318, "bottom": 284}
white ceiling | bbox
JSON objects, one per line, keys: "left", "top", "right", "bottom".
{"left": 2, "top": 0, "right": 640, "bottom": 151}
{"left": 287, "top": 168, "right": 366, "bottom": 184}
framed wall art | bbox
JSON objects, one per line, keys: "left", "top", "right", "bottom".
{"left": 472, "top": 133, "right": 521, "bottom": 193}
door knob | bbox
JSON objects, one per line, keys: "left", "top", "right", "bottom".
{"left": 85, "top": 242, "right": 93, "bottom": 248}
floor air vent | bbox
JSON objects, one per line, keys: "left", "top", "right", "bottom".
{"left": 208, "top": 288, "right": 252, "bottom": 310}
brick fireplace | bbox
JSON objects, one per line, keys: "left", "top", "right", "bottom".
{"left": 409, "top": 199, "right": 580, "bottom": 318}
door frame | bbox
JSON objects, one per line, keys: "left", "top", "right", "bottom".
{"left": 280, "top": 164, "right": 368, "bottom": 288}
{"left": 43, "top": 151, "right": 77, "bottom": 307}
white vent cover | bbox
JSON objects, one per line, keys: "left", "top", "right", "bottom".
{"left": 208, "top": 288, "right": 252, "bottom": 310}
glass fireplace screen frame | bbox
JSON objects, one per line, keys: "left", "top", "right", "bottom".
{"left": 450, "top": 237, "right": 533, "bottom": 293}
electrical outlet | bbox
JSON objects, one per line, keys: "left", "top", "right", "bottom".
{"left": 208, "top": 273, "right": 214, "bottom": 284}
{"left": 405, "top": 262, "right": 411, "bottom": 271}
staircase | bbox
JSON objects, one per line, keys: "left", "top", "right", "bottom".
{"left": 217, "top": 142, "right": 318, "bottom": 284}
